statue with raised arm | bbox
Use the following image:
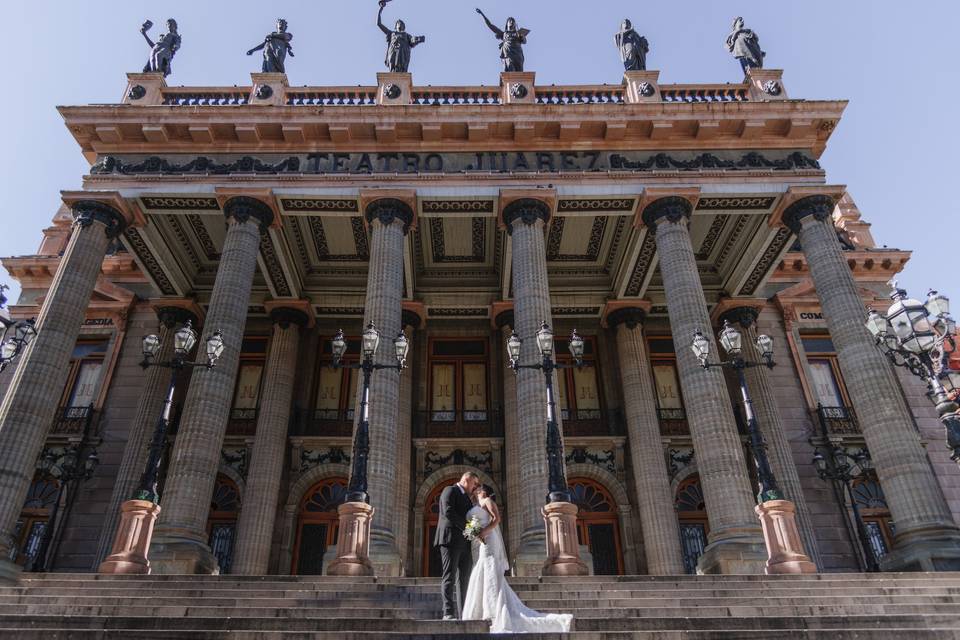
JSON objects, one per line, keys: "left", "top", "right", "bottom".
{"left": 476, "top": 8, "right": 529, "bottom": 73}
{"left": 247, "top": 18, "right": 294, "bottom": 74}
{"left": 615, "top": 19, "right": 648, "bottom": 72}
{"left": 377, "top": 1, "right": 425, "bottom": 73}
{"left": 725, "top": 17, "right": 765, "bottom": 73}
{"left": 141, "top": 19, "right": 181, "bottom": 77}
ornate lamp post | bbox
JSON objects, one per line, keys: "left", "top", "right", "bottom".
{"left": 0, "top": 284, "right": 38, "bottom": 373}
{"left": 865, "top": 284, "right": 960, "bottom": 463}
{"left": 99, "top": 321, "right": 224, "bottom": 575}
{"left": 29, "top": 441, "right": 99, "bottom": 572}
{"left": 810, "top": 443, "right": 879, "bottom": 572}
{"left": 327, "top": 323, "right": 408, "bottom": 576}
{"left": 693, "top": 321, "right": 816, "bottom": 574}
{"left": 506, "top": 322, "right": 589, "bottom": 576}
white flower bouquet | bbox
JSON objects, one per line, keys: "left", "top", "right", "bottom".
{"left": 463, "top": 516, "right": 483, "bottom": 542}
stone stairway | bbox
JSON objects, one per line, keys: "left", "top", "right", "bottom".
{"left": 0, "top": 573, "right": 959, "bottom": 639}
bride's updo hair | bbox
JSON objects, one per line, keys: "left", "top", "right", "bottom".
{"left": 480, "top": 485, "right": 496, "bottom": 501}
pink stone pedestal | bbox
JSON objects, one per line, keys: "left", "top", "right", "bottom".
{"left": 541, "top": 502, "right": 589, "bottom": 577}
{"left": 755, "top": 500, "right": 817, "bottom": 575}
{"left": 327, "top": 502, "right": 376, "bottom": 577}
{"left": 98, "top": 500, "right": 162, "bottom": 575}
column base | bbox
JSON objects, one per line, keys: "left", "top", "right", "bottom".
{"left": 148, "top": 528, "right": 219, "bottom": 575}
{"left": 99, "top": 500, "right": 161, "bottom": 575}
{"left": 369, "top": 538, "right": 403, "bottom": 577}
{"left": 0, "top": 559, "right": 21, "bottom": 585}
{"left": 327, "top": 502, "right": 375, "bottom": 577}
{"left": 755, "top": 500, "right": 817, "bottom": 575}
{"left": 881, "top": 526, "right": 960, "bottom": 572}
{"left": 542, "top": 502, "right": 589, "bottom": 577}
{"left": 513, "top": 529, "right": 547, "bottom": 577}
{"left": 697, "top": 527, "right": 767, "bottom": 575}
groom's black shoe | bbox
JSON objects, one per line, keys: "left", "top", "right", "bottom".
{"left": 443, "top": 615, "right": 456, "bottom": 621}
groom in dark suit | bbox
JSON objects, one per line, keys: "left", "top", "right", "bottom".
{"left": 434, "top": 471, "right": 480, "bottom": 620}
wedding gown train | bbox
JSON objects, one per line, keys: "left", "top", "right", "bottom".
{"left": 461, "top": 504, "right": 573, "bottom": 634}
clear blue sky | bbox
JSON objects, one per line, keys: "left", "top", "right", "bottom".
{"left": 1, "top": 1, "right": 956, "bottom": 305}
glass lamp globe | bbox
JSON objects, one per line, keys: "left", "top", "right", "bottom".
{"left": 142, "top": 334, "right": 161, "bottom": 360}
{"left": 506, "top": 332, "right": 522, "bottom": 364}
{"left": 888, "top": 294, "right": 936, "bottom": 354}
{"left": 926, "top": 290, "right": 951, "bottom": 318}
{"left": 331, "top": 329, "right": 347, "bottom": 363}
{"left": 536, "top": 323, "right": 554, "bottom": 357}
{"left": 205, "top": 330, "right": 225, "bottom": 364}
{"left": 755, "top": 334, "right": 774, "bottom": 360}
{"left": 173, "top": 321, "right": 198, "bottom": 358}
{"left": 394, "top": 331, "right": 409, "bottom": 366}
{"left": 568, "top": 329, "right": 585, "bottom": 362}
{"left": 865, "top": 310, "right": 889, "bottom": 339}
{"left": 812, "top": 451, "right": 828, "bottom": 476}
{"left": 362, "top": 323, "right": 381, "bottom": 359}
{"left": 84, "top": 450, "right": 100, "bottom": 474}
{"left": 691, "top": 330, "right": 710, "bottom": 364}
{"left": 717, "top": 320, "right": 743, "bottom": 356}
{"left": 1, "top": 340, "right": 16, "bottom": 361}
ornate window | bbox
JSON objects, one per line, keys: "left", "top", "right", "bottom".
{"left": 648, "top": 337, "right": 688, "bottom": 436}
{"left": 852, "top": 473, "right": 894, "bottom": 562}
{"left": 294, "top": 478, "right": 348, "bottom": 575}
{"left": 228, "top": 337, "right": 267, "bottom": 436}
{"left": 11, "top": 478, "right": 61, "bottom": 569}
{"left": 568, "top": 478, "right": 623, "bottom": 575}
{"left": 801, "top": 333, "right": 859, "bottom": 434}
{"left": 423, "top": 339, "right": 491, "bottom": 437}
{"left": 305, "top": 335, "right": 361, "bottom": 437}
{"left": 676, "top": 475, "right": 709, "bottom": 575}
{"left": 207, "top": 474, "right": 241, "bottom": 574}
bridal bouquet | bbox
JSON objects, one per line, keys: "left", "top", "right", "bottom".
{"left": 463, "top": 516, "right": 483, "bottom": 542}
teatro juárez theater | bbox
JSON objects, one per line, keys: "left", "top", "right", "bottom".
{"left": 1, "top": 13, "right": 959, "bottom": 584}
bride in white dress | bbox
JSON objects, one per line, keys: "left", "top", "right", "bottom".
{"left": 461, "top": 486, "right": 573, "bottom": 634}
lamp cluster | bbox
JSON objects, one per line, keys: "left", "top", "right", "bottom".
{"left": 692, "top": 320, "right": 774, "bottom": 369}
{"left": 507, "top": 322, "right": 585, "bottom": 371}
{"left": 0, "top": 284, "right": 38, "bottom": 373}
{"left": 141, "top": 320, "right": 225, "bottom": 370}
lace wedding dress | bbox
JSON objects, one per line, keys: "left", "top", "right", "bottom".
{"left": 461, "top": 503, "right": 573, "bottom": 633}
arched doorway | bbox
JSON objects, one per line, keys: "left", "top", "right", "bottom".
{"left": 293, "top": 477, "right": 348, "bottom": 575}
{"left": 568, "top": 478, "right": 623, "bottom": 575}
{"left": 423, "top": 479, "right": 457, "bottom": 577}
{"left": 852, "top": 472, "right": 894, "bottom": 563}
{"left": 13, "top": 478, "right": 60, "bottom": 570}
{"left": 207, "top": 474, "right": 241, "bottom": 574}
{"left": 676, "top": 474, "right": 709, "bottom": 574}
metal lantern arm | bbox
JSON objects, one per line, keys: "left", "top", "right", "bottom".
{"left": 139, "top": 326, "right": 224, "bottom": 371}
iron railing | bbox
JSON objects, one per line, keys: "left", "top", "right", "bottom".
{"left": 289, "top": 408, "right": 355, "bottom": 438}
{"left": 50, "top": 405, "right": 96, "bottom": 436}
{"left": 413, "top": 409, "right": 504, "bottom": 439}
{"left": 817, "top": 404, "right": 861, "bottom": 435}
{"left": 561, "top": 408, "right": 625, "bottom": 437}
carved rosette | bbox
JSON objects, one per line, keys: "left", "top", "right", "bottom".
{"left": 222, "top": 196, "right": 275, "bottom": 232}
{"left": 781, "top": 195, "right": 836, "bottom": 234}
{"left": 72, "top": 201, "right": 128, "bottom": 240}
{"left": 502, "top": 198, "right": 551, "bottom": 235}
{"left": 127, "top": 85, "right": 147, "bottom": 100}
{"left": 641, "top": 196, "right": 693, "bottom": 232}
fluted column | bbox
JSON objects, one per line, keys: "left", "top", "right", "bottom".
{"left": 609, "top": 308, "right": 685, "bottom": 575}
{"left": 232, "top": 305, "right": 309, "bottom": 575}
{"left": 785, "top": 195, "right": 960, "bottom": 571}
{"left": 0, "top": 201, "right": 128, "bottom": 583}
{"left": 503, "top": 199, "right": 570, "bottom": 575}
{"left": 95, "top": 303, "right": 201, "bottom": 566}
{"left": 396, "top": 307, "right": 421, "bottom": 575}
{"left": 150, "top": 197, "right": 273, "bottom": 575}
{"left": 719, "top": 305, "right": 821, "bottom": 569}
{"left": 495, "top": 309, "right": 522, "bottom": 560}
{"left": 643, "top": 197, "right": 766, "bottom": 574}
{"left": 360, "top": 198, "right": 411, "bottom": 576}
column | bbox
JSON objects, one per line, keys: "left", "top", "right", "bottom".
{"left": 231, "top": 304, "right": 309, "bottom": 575}
{"left": 149, "top": 197, "right": 273, "bottom": 574}
{"left": 784, "top": 195, "right": 960, "bottom": 571}
{"left": 643, "top": 196, "right": 766, "bottom": 574}
{"left": 95, "top": 303, "right": 200, "bottom": 566}
{"left": 395, "top": 307, "right": 421, "bottom": 575}
{"left": 360, "top": 198, "right": 411, "bottom": 575}
{"left": 609, "top": 307, "right": 685, "bottom": 575}
{"left": 495, "top": 309, "right": 522, "bottom": 559}
{"left": 719, "top": 306, "right": 822, "bottom": 568}
{"left": 0, "top": 201, "right": 127, "bottom": 583}
{"left": 503, "top": 198, "right": 569, "bottom": 576}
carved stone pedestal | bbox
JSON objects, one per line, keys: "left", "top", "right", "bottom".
{"left": 755, "top": 500, "right": 817, "bottom": 575}
{"left": 98, "top": 500, "right": 162, "bottom": 575}
{"left": 327, "top": 502, "right": 375, "bottom": 577}
{"left": 541, "top": 502, "right": 588, "bottom": 577}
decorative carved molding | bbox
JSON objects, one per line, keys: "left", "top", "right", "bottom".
{"left": 566, "top": 447, "right": 616, "bottom": 474}
{"left": 606, "top": 307, "right": 647, "bottom": 329}
{"left": 258, "top": 232, "right": 292, "bottom": 298}
{"left": 429, "top": 218, "right": 486, "bottom": 263}
{"left": 123, "top": 228, "right": 176, "bottom": 295}
{"left": 738, "top": 227, "right": 794, "bottom": 296}
{"left": 186, "top": 214, "right": 219, "bottom": 260}
{"left": 551, "top": 307, "right": 601, "bottom": 316}
{"left": 281, "top": 198, "right": 359, "bottom": 213}
{"left": 73, "top": 201, "right": 127, "bottom": 240}
{"left": 269, "top": 306, "right": 310, "bottom": 328}
{"left": 715, "top": 215, "right": 751, "bottom": 271}
{"left": 164, "top": 215, "right": 202, "bottom": 270}
{"left": 502, "top": 198, "right": 551, "bottom": 235}
{"left": 157, "top": 305, "right": 200, "bottom": 329}
{"left": 696, "top": 197, "right": 777, "bottom": 211}
{"left": 641, "top": 196, "right": 693, "bottom": 230}
{"left": 695, "top": 216, "right": 729, "bottom": 261}
{"left": 91, "top": 155, "right": 302, "bottom": 175}
{"left": 782, "top": 195, "right": 837, "bottom": 234}
{"left": 557, "top": 198, "right": 635, "bottom": 213}
{"left": 624, "top": 232, "right": 658, "bottom": 297}
{"left": 717, "top": 306, "right": 760, "bottom": 328}
{"left": 421, "top": 200, "right": 495, "bottom": 214}
{"left": 365, "top": 198, "right": 415, "bottom": 234}
{"left": 428, "top": 308, "right": 488, "bottom": 318}
{"left": 301, "top": 447, "right": 351, "bottom": 472}
{"left": 223, "top": 196, "right": 275, "bottom": 231}
{"left": 424, "top": 449, "right": 493, "bottom": 476}
{"left": 306, "top": 216, "right": 369, "bottom": 262}
{"left": 546, "top": 217, "right": 608, "bottom": 262}
{"left": 142, "top": 197, "right": 220, "bottom": 211}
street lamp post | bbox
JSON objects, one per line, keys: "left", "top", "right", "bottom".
{"left": 0, "top": 284, "right": 38, "bottom": 373}
{"left": 99, "top": 320, "right": 224, "bottom": 575}
{"left": 327, "top": 323, "right": 408, "bottom": 576}
{"left": 507, "top": 322, "right": 589, "bottom": 576}
{"left": 810, "top": 443, "right": 879, "bottom": 572}
{"left": 865, "top": 284, "right": 960, "bottom": 463}
{"left": 693, "top": 320, "right": 816, "bottom": 574}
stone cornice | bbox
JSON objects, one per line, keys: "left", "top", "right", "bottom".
{"left": 770, "top": 249, "right": 910, "bottom": 283}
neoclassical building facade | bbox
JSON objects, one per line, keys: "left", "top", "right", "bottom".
{"left": 1, "top": 68, "right": 958, "bottom": 580}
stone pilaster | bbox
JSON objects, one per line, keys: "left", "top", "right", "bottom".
{"left": 784, "top": 195, "right": 960, "bottom": 572}
{"left": 717, "top": 305, "right": 822, "bottom": 569}
{"left": 231, "top": 304, "right": 309, "bottom": 575}
{"left": 359, "top": 198, "right": 412, "bottom": 576}
{"left": 396, "top": 306, "right": 422, "bottom": 575}
{"left": 503, "top": 198, "right": 562, "bottom": 576}
{"left": 609, "top": 307, "right": 685, "bottom": 576}
{"left": 495, "top": 309, "right": 521, "bottom": 560}
{"left": 643, "top": 196, "right": 766, "bottom": 574}
{"left": 0, "top": 201, "right": 128, "bottom": 583}
{"left": 149, "top": 197, "right": 273, "bottom": 575}
{"left": 94, "top": 303, "right": 201, "bottom": 566}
